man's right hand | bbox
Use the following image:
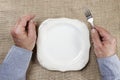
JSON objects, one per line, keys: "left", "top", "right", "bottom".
{"left": 91, "top": 26, "right": 117, "bottom": 58}
{"left": 11, "top": 15, "right": 37, "bottom": 51}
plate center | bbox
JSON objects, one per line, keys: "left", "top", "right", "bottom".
{"left": 44, "top": 23, "right": 82, "bottom": 65}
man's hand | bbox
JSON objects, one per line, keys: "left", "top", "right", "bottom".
{"left": 11, "top": 15, "right": 36, "bottom": 51}
{"left": 91, "top": 26, "right": 117, "bottom": 58}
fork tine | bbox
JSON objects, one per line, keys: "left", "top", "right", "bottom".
{"left": 84, "top": 8, "right": 93, "bottom": 19}
{"left": 83, "top": 8, "right": 95, "bottom": 27}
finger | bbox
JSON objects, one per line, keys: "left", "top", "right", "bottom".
{"left": 18, "top": 15, "right": 35, "bottom": 28}
{"left": 28, "top": 20, "right": 36, "bottom": 37}
{"left": 15, "top": 18, "right": 21, "bottom": 28}
{"left": 33, "top": 22, "right": 37, "bottom": 26}
{"left": 91, "top": 28, "right": 102, "bottom": 47}
{"left": 95, "top": 26, "right": 111, "bottom": 40}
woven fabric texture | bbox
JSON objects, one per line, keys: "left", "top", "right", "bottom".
{"left": 0, "top": 0, "right": 120, "bottom": 80}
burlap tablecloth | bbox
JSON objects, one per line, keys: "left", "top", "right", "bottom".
{"left": 0, "top": 0, "right": 120, "bottom": 80}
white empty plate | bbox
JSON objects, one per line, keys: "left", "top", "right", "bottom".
{"left": 37, "top": 18, "right": 90, "bottom": 72}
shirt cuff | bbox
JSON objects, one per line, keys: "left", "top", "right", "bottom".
{"left": 97, "top": 54, "right": 120, "bottom": 76}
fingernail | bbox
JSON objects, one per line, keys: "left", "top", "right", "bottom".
{"left": 91, "top": 29, "right": 96, "bottom": 33}
{"left": 34, "top": 22, "right": 37, "bottom": 25}
{"left": 30, "top": 20, "right": 33, "bottom": 23}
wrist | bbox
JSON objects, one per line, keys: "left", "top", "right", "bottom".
{"left": 96, "top": 53, "right": 116, "bottom": 58}
{"left": 15, "top": 44, "right": 33, "bottom": 52}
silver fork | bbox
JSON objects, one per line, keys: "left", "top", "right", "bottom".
{"left": 84, "top": 8, "right": 95, "bottom": 28}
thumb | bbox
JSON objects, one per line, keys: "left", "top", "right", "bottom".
{"left": 91, "top": 29, "right": 102, "bottom": 47}
{"left": 28, "top": 20, "right": 36, "bottom": 38}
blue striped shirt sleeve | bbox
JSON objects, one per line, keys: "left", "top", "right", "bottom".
{"left": 0, "top": 45, "right": 32, "bottom": 80}
{"left": 97, "top": 54, "right": 120, "bottom": 80}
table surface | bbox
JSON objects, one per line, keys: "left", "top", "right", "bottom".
{"left": 0, "top": 0, "right": 120, "bottom": 80}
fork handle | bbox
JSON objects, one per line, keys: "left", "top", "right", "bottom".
{"left": 88, "top": 18, "right": 95, "bottom": 28}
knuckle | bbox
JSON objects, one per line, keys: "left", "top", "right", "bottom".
{"left": 11, "top": 28, "right": 16, "bottom": 35}
{"left": 10, "top": 28, "right": 14, "bottom": 35}
{"left": 11, "top": 28, "right": 20, "bottom": 36}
